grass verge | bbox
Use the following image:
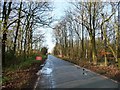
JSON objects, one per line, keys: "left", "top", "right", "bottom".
{"left": 2, "top": 54, "right": 47, "bottom": 89}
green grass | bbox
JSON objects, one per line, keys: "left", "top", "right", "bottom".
{"left": 2, "top": 54, "right": 48, "bottom": 85}
{"left": 4, "top": 54, "right": 43, "bottom": 71}
{"left": 2, "top": 76, "right": 11, "bottom": 84}
{"left": 42, "top": 55, "right": 47, "bottom": 60}
{"left": 4, "top": 54, "right": 48, "bottom": 71}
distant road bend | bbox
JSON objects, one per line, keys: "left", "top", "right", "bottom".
{"left": 34, "top": 55, "right": 120, "bottom": 89}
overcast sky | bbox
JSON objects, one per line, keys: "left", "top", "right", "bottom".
{"left": 41, "top": 1, "right": 70, "bottom": 53}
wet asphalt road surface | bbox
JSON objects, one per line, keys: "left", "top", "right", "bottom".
{"left": 34, "top": 55, "right": 120, "bottom": 89}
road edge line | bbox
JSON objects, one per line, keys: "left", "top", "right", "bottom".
{"left": 74, "top": 64, "right": 119, "bottom": 84}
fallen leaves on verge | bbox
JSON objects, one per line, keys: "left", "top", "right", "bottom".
{"left": 80, "top": 62, "right": 120, "bottom": 82}
{"left": 2, "top": 63, "right": 40, "bottom": 89}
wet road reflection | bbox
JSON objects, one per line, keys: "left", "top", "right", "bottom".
{"left": 41, "top": 68, "right": 52, "bottom": 75}
{"left": 34, "top": 56, "right": 54, "bottom": 89}
{"left": 34, "top": 55, "right": 119, "bottom": 89}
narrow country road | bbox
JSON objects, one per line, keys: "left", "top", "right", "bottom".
{"left": 34, "top": 55, "right": 120, "bottom": 89}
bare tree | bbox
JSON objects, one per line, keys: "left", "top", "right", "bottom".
{"left": 2, "top": 1, "right": 12, "bottom": 66}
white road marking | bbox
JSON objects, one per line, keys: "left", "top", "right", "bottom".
{"left": 33, "top": 76, "right": 40, "bottom": 90}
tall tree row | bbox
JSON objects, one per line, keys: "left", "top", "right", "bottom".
{"left": 1, "top": 0, "right": 53, "bottom": 66}
{"left": 53, "top": 1, "right": 120, "bottom": 66}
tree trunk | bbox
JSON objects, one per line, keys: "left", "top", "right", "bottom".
{"left": 90, "top": 35, "right": 97, "bottom": 65}
{"left": 13, "top": 2, "right": 22, "bottom": 53}
{"left": 2, "top": 1, "right": 12, "bottom": 66}
{"left": 89, "top": 2, "right": 97, "bottom": 64}
{"left": 81, "top": 14, "right": 84, "bottom": 58}
{"left": 24, "top": 21, "right": 29, "bottom": 58}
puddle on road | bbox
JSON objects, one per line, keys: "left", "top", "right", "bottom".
{"left": 34, "top": 59, "right": 54, "bottom": 89}
{"left": 36, "top": 68, "right": 52, "bottom": 75}
{"left": 42, "top": 68, "right": 52, "bottom": 75}
{"left": 34, "top": 68, "right": 53, "bottom": 89}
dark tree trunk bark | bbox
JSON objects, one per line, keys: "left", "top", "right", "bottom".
{"left": 13, "top": 2, "right": 22, "bottom": 53}
{"left": 2, "top": 1, "right": 12, "bottom": 66}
